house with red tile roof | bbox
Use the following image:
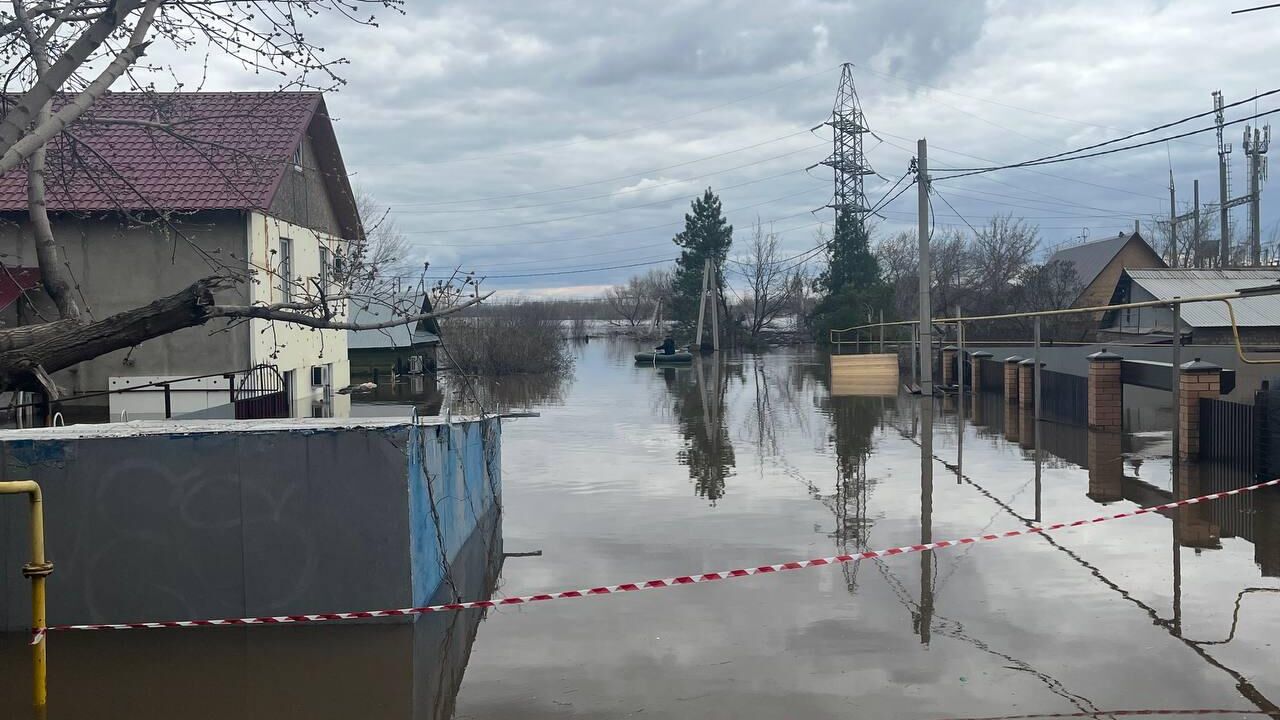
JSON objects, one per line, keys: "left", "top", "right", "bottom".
{"left": 0, "top": 92, "right": 362, "bottom": 420}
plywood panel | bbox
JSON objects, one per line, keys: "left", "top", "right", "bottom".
{"left": 830, "top": 353, "right": 900, "bottom": 396}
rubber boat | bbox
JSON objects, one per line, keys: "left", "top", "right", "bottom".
{"left": 634, "top": 351, "right": 694, "bottom": 364}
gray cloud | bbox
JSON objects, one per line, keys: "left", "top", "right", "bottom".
{"left": 176, "top": 1, "right": 1280, "bottom": 294}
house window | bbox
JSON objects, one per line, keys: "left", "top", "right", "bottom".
{"left": 279, "top": 238, "right": 293, "bottom": 302}
{"left": 319, "top": 245, "right": 331, "bottom": 291}
{"left": 292, "top": 143, "right": 304, "bottom": 170}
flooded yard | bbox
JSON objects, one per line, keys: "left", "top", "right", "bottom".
{"left": 3, "top": 338, "right": 1279, "bottom": 719}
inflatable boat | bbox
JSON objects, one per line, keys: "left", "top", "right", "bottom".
{"left": 634, "top": 351, "right": 694, "bottom": 364}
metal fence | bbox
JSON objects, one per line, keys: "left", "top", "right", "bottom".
{"left": 1199, "top": 397, "right": 1257, "bottom": 472}
{"left": 1039, "top": 369, "right": 1088, "bottom": 426}
{"left": 978, "top": 358, "right": 1004, "bottom": 391}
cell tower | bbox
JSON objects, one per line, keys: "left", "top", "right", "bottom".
{"left": 1214, "top": 90, "right": 1270, "bottom": 266}
{"left": 1244, "top": 123, "right": 1270, "bottom": 265}
{"left": 819, "top": 63, "right": 875, "bottom": 227}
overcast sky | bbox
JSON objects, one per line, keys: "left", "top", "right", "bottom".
{"left": 199, "top": 0, "right": 1280, "bottom": 296}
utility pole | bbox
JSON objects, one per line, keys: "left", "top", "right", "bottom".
{"left": 917, "top": 140, "right": 933, "bottom": 396}
{"left": 1169, "top": 170, "right": 1179, "bottom": 268}
{"left": 1193, "top": 180, "right": 1201, "bottom": 267}
{"left": 1244, "top": 123, "right": 1271, "bottom": 265}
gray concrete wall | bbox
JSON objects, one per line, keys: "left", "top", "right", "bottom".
{"left": 0, "top": 211, "right": 252, "bottom": 398}
{"left": 0, "top": 417, "right": 501, "bottom": 632}
{"left": 269, "top": 132, "right": 344, "bottom": 238}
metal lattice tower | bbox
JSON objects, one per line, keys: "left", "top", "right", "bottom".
{"left": 820, "top": 63, "right": 875, "bottom": 226}
{"left": 1244, "top": 123, "right": 1270, "bottom": 264}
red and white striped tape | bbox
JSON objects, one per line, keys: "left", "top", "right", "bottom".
{"left": 933, "top": 710, "right": 1280, "bottom": 719}
{"left": 30, "top": 477, "right": 1280, "bottom": 645}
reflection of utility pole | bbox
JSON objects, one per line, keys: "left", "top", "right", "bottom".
{"left": 917, "top": 396, "right": 935, "bottom": 644}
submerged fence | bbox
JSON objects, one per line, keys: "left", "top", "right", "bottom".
{"left": 1039, "top": 370, "right": 1088, "bottom": 426}
{"left": 1199, "top": 397, "right": 1258, "bottom": 471}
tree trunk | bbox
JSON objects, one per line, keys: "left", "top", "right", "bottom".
{"left": 0, "top": 276, "right": 224, "bottom": 391}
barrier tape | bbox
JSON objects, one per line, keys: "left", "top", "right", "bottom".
{"left": 934, "top": 710, "right": 1280, "bottom": 719}
{"left": 29, "top": 477, "right": 1280, "bottom": 646}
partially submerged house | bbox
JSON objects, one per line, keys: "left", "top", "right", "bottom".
{"left": 1099, "top": 268, "right": 1280, "bottom": 345}
{"left": 348, "top": 295, "right": 442, "bottom": 380}
{"left": 0, "top": 92, "right": 362, "bottom": 420}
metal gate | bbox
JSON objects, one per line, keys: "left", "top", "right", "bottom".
{"left": 225, "top": 365, "right": 289, "bottom": 420}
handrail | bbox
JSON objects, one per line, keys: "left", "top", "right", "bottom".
{"left": 829, "top": 285, "right": 1280, "bottom": 366}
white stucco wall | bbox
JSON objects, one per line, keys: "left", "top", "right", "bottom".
{"left": 247, "top": 211, "right": 352, "bottom": 418}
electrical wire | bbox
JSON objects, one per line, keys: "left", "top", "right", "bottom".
{"left": 390, "top": 64, "right": 841, "bottom": 168}
{"left": 392, "top": 144, "right": 822, "bottom": 214}
{"left": 930, "top": 186, "right": 982, "bottom": 237}
{"left": 935, "top": 106, "right": 1280, "bottom": 179}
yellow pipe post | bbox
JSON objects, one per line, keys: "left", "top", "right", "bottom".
{"left": 0, "top": 480, "right": 52, "bottom": 712}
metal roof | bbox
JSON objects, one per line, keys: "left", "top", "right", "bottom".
{"left": 1048, "top": 232, "right": 1158, "bottom": 288}
{"left": 1125, "top": 268, "right": 1280, "bottom": 327}
{"left": 347, "top": 297, "right": 441, "bottom": 350}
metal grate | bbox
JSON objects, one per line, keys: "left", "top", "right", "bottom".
{"left": 225, "top": 364, "right": 290, "bottom": 420}
{"left": 1199, "top": 397, "right": 1257, "bottom": 472}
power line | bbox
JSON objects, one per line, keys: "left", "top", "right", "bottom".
{"left": 873, "top": 130, "right": 1167, "bottom": 202}
{"left": 934, "top": 106, "right": 1280, "bottom": 179}
{"left": 391, "top": 128, "right": 817, "bottom": 207}
{"left": 412, "top": 257, "right": 678, "bottom": 281}
{"left": 387, "top": 65, "right": 840, "bottom": 168}
{"left": 392, "top": 144, "right": 823, "bottom": 214}
{"left": 407, "top": 190, "right": 817, "bottom": 246}
{"left": 930, "top": 187, "right": 981, "bottom": 237}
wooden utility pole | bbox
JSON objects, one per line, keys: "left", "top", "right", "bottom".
{"left": 710, "top": 261, "right": 720, "bottom": 352}
{"left": 694, "top": 259, "right": 710, "bottom": 350}
{"left": 917, "top": 139, "right": 933, "bottom": 395}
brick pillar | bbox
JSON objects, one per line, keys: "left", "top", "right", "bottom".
{"left": 1179, "top": 358, "right": 1222, "bottom": 460}
{"left": 1018, "top": 358, "right": 1039, "bottom": 412}
{"left": 1176, "top": 461, "right": 1221, "bottom": 548}
{"left": 1086, "top": 429, "right": 1123, "bottom": 502}
{"left": 970, "top": 351, "right": 993, "bottom": 421}
{"left": 942, "top": 345, "right": 958, "bottom": 386}
{"left": 1004, "top": 400, "right": 1019, "bottom": 443}
{"left": 1003, "top": 355, "right": 1024, "bottom": 406}
{"left": 1087, "top": 350, "right": 1123, "bottom": 431}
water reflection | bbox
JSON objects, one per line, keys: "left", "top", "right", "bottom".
{"left": 444, "top": 370, "right": 570, "bottom": 415}
{"left": 661, "top": 356, "right": 736, "bottom": 502}
{"left": 0, "top": 511, "right": 503, "bottom": 720}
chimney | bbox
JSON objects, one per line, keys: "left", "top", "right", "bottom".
{"left": 1134, "top": 219, "right": 1140, "bottom": 236}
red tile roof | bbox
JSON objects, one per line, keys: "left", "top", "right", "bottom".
{"left": 0, "top": 92, "right": 324, "bottom": 213}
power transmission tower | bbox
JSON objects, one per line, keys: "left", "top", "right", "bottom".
{"left": 819, "top": 63, "right": 875, "bottom": 225}
{"left": 1244, "top": 123, "right": 1271, "bottom": 264}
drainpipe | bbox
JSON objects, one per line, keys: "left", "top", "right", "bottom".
{"left": 0, "top": 480, "right": 52, "bottom": 712}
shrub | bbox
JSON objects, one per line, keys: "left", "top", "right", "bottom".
{"left": 440, "top": 303, "right": 574, "bottom": 375}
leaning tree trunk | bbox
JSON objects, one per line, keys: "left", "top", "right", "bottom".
{"left": 0, "top": 277, "right": 224, "bottom": 392}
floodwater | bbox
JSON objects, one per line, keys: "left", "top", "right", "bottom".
{"left": 3, "top": 338, "right": 1280, "bottom": 719}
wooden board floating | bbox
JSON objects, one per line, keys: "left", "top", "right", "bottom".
{"left": 830, "top": 353, "right": 900, "bottom": 396}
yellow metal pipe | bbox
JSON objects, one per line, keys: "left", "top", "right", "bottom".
{"left": 0, "top": 481, "right": 51, "bottom": 712}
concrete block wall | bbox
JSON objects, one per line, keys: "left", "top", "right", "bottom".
{"left": 0, "top": 417, "right": 500, "bottom": 631}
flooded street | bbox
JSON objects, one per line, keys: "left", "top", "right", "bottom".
{"left": 4, "top": 338, "right": 1279, "bottom": 719}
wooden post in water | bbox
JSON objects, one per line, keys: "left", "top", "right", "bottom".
{"left": 710, "top": 260, "right": 720, "bottom": 353}
{"left": 694, "top": 259, "right": 710, "bottom": 351}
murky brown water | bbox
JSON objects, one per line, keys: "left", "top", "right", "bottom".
{"left": 3, "top": 338, "right": 1279, "bottom": 719}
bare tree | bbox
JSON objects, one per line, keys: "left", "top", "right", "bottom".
{"left": 732, "top": 220, "right": 801, "bottom": 341}
{"left": 606, "top": 267, "right": 671, "bottom": 327}
{"left": 342, "top": 190, "right": 412, "bottom": 295}
{"left": 0, "top": 2, "right": 492, "bottom": 400}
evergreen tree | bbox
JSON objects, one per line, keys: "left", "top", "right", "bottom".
{"left": 812, "top": 207, "right": 892, "bottom": 342}
{"left": 671, "top": 188, "right": 733, "bottom": 328}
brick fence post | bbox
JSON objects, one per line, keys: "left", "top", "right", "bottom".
{"left": 1018, "top": 358, "right": 1040, "bottom": 412}
{"left": 1086, "top": 429, "right": 1123, "bottom": 503}
{"left": 1179, "top": 358, "right": 1222, "bottom": 461}
{"left": 942, "top": 345, "right": 958, "bottom": 386}
{"left": 969, "top": 351, "right": 992, "bottom": 394}
{"left": 1087, "top": 349, "right": 1123, "bottom": 432}
{"left": 1003, "top": 355, "right": 1025, "bottom": 406}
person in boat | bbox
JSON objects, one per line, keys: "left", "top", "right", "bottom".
{"left": 655, "top": 335, "right": 676, "bottom": 355}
